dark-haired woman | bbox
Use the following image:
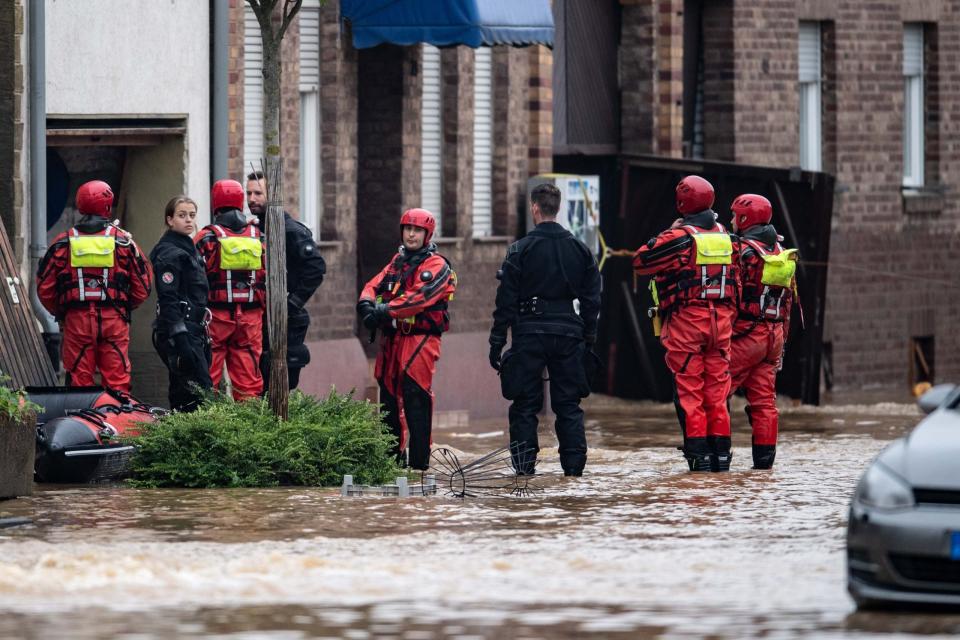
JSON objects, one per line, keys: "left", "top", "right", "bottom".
{"left": 149, "top": 196, "right": 212, "bottom": 411}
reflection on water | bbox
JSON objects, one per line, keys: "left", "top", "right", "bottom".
{"left": 1, "top": 395, "right": 959, "bottom": 638}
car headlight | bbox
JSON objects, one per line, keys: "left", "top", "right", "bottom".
{"left": 855, "top": 462, "right": 915, "bottom": 511}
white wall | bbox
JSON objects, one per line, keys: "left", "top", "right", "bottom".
{"left": 45, "top": 0, "right": 211, "bottom": 219}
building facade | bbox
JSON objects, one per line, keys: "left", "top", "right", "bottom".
{"left": 610, "top": 0, "right": 960, "bottom": 393}
{"left": 220, "top": 1, "right": 554, "bottom": 415}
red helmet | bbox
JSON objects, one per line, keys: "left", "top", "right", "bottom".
{"left": 75, "top": 180, "right": 114, "bottom": 217}
{"left": 400, "top": 208, "right": 436, "bottom": 243}
{"left": 731, "top": 193, "right": 773, "bottom": 230}
{"left": 675, "top": 175, "right": 715, "bottom": 216}
{"left": 211, "top": 179, "right": 245, "bottom": 213}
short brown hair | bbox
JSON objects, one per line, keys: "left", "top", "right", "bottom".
{"left": 164, "top": 195, "right": 197, "bottom": 223}
{"left": 531, "top": 183, "right": 561, "bottom": 217}
{"left": 246, "top": 170, "right": 265, "bottom": 182}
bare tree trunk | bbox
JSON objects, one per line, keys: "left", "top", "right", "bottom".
{"left": 247, "top": 0, "right": 303, "bottom": 419}
{"left": 264, "top": 161, "right": 289, "bottom": 420}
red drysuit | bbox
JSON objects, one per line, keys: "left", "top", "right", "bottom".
{"left": 195, "top": 222, "right": 266, "bottom": 400}
{"left": 730, "top": 233, "right": 795, "bottom": 468}
{"left": 359, "top": 247, "right": 456, "bottom": 469}
{"left": 633, "top": 212, "right": 739, "bottom": 469}
{"left": 37, "top": 223, "right": 152, "bottom": 391}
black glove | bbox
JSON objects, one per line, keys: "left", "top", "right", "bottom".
{"left": 362, "top": 312, "right": 379, "bottom": 331}
{"left": 489, "top": 341, "right": 505, "bottom": 371}
{"left": 356, "top": 300, "right": 377, "bottom": 330}
{"left": 288, "top": 293, "right": 306, "bottom": 315}
{"left": 373, "top": 303, "right": 390, "bottom": 324}
{"left": 172, "top": 333, "right": 201, "bottom": 373}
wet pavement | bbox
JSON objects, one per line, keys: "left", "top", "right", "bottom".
{"left": 1, "top": 394, "right": 959, "bottom": 638}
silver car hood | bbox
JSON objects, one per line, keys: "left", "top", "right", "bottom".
{"left": 883, "top": 409, "right": 960, "bottom": 489}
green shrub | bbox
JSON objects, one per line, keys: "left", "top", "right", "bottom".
{"left": 127, "top": 390, "right": 401, "bottom": 488}
{"left": 0, "top": 374, "right": 39, "bottom": 422}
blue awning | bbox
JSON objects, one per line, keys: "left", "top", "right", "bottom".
{"left": 340, "top": 0, "right": 554, "bottom": 49}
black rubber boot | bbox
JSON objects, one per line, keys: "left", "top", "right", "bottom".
{"left": 752, "top": 444, "right": 776, "bottom": 469}
{"left": 710, "top": 436, "right": 732, "bottom": 472}
{"left": 683, "top": 437, "right": 712, "bottom": 472}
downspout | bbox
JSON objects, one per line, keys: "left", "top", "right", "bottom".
{"left": 28, "top": 0, "right": 60, "bottom": 367}
{"left": 211, "top": 0, "right": 229, "bottom": 181}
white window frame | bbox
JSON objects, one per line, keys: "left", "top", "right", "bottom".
{"left": 243, "top": 4, "right": 264, "bottom": 178}
{"left": 903, "top": 23, "right": 924, "bottom": 188}
{"left": 798, "top": 21, "right": 822, "bottom": 172}
{"left": 421, "top": 44, "right": 443, "bottom": 236}
{"left": 472, "top": 46, "right": 493, "bottom": 237}
{"left": 299, "top": 0, "right": 322, "bottom": 237}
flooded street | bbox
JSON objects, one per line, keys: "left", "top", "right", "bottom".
{"left": 2, "top": 395, "right": 959, "bottom": 638}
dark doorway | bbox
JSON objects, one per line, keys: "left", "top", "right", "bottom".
{"left": 356, "top": 45, "right": 408, "bottom": 290}
{"left": 910, "top": 335, "right": 935, "bottom": 387}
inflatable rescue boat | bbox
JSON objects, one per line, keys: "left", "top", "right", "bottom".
{"left": 27, "top": 387, "right": 165, "bottom": 483}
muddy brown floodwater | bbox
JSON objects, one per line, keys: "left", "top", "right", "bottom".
{"left": 1, "top": 394, "right": 959, "bottom": 639}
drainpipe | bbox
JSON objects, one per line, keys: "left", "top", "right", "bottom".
{"left": 211, "top": 0, "right": 229, "bottom": 182}
{"left": 28, "top": 0, "right": 60, "bottom": 368}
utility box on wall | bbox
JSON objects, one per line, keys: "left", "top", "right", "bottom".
{"left": 527, "top": 174, "right": 601, "bottom": 257}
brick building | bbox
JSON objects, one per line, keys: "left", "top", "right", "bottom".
{"left": 226, "top": 1, "right": 555, "bottom": 416}
{"left": 600, "top": 0, "right": 960, "bottom": 393}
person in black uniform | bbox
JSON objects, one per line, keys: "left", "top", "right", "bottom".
{"left": 150, "top": 195, "right": 212, "bottom": 412}
{"left": 488, "top": 183, "right": 602, "bottom": 476}
{"left": 246, "top": 171, "right": 327, "bottom": 390}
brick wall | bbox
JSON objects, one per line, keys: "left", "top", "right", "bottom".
{"left": 227, "top": 0, "right": 244, "bottom": 181}
{"left": 440, "top": 47, "right": 472, "bottom": 238}
{"left": 307, "top": 5, "right": 358, "bottom": 342}
{"left": 701, "top": 0, "right": 735, "bottom": 161}
{"left": 724, "top": 1, "right": 960, "bottom": 389}
{"left": 0, "top": 2, "right": 25, "bottom": 258}
{"left": 620, "top": 2, "right": 655, "bottom": 154}
{"left": 492, "top": 46, "right": 531, "bottom": 237}
{"left": 656, "top": 0, "right": 684, "bottom": 156}
{"left": 280, "top": 12, "right": 301, "bottom": 217}
{"left": 528, "top": 45, "right": 553, "bottom": 176}
{"left": 356, "top": 44, "right": 408, "bottom": 285}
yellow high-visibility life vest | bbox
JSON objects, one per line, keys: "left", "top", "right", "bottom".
{"left": 758, "top": 248, "right": 798, "bottom": 288}
{"left": 68, "top": 235, "right": 116, "bottom": 268}
{"left": 690, "top": 232, "right": 733, "bottom": 266}
{"left": 218, "top": 235, "right": 263, "bottom": 271}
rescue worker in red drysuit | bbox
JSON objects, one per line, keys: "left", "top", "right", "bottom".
{"left": 728, "top": 194, "right": 797, "bottom": 470}
{"left": 195, "top": 180, "right": 266, "bottom": 400}
{"left": 356, "top": 209, "right": 457, "bottom": 470}
{"left": 633, "top": 176, "right": 740, "bottom": 472}
{"left": 37, "top": 180, "right": 153, "bottom": 392}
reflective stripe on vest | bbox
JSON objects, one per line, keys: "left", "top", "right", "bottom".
{"left": 71, "top": 227, "right": 114, "bottom": 302}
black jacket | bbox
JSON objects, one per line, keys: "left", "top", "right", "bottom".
{"left": 149, "top": 229, "right": 209, "bottom": 337}
{"left": 257, "top": 212, "right": 326, "bottom": 309}
{"left": 490, "top": 221, "right": 601, "bottom": 342}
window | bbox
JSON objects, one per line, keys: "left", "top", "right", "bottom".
{"left": 421, "top": 44, "right": 443, "bottom": 235}
{"left": 299, "top": 0, "right": 321, "bottom": 236}
{"left": 903, "top": 23, "right": 924, "bottom": 188}
{"left": 243, "top": 4, "right": 264, "bottom": 175}
{"left": 798, "top": 22, "right": 822, "bottom": 172}
{"left": 472, "top": 47, "right": 493, "bottom": 237}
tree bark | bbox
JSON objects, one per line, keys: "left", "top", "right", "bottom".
{"left": 247, "top": 0, "right": 303, "bottom": 419}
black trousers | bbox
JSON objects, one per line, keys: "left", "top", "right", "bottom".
{"left": 261, "top": 307, "right": 312, "bottom": 391}
{"left": 154, "top": 326, "right": 212, "bottom": 412}
{"left": 380, "top": 377, "right": 433, "bottom": 470}
{"left": 505, "top": 334, "right": 589, "bottom": 475}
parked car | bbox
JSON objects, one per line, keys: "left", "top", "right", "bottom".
{"left": 847, "top": 383, "right": 960, "bottom": 608}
